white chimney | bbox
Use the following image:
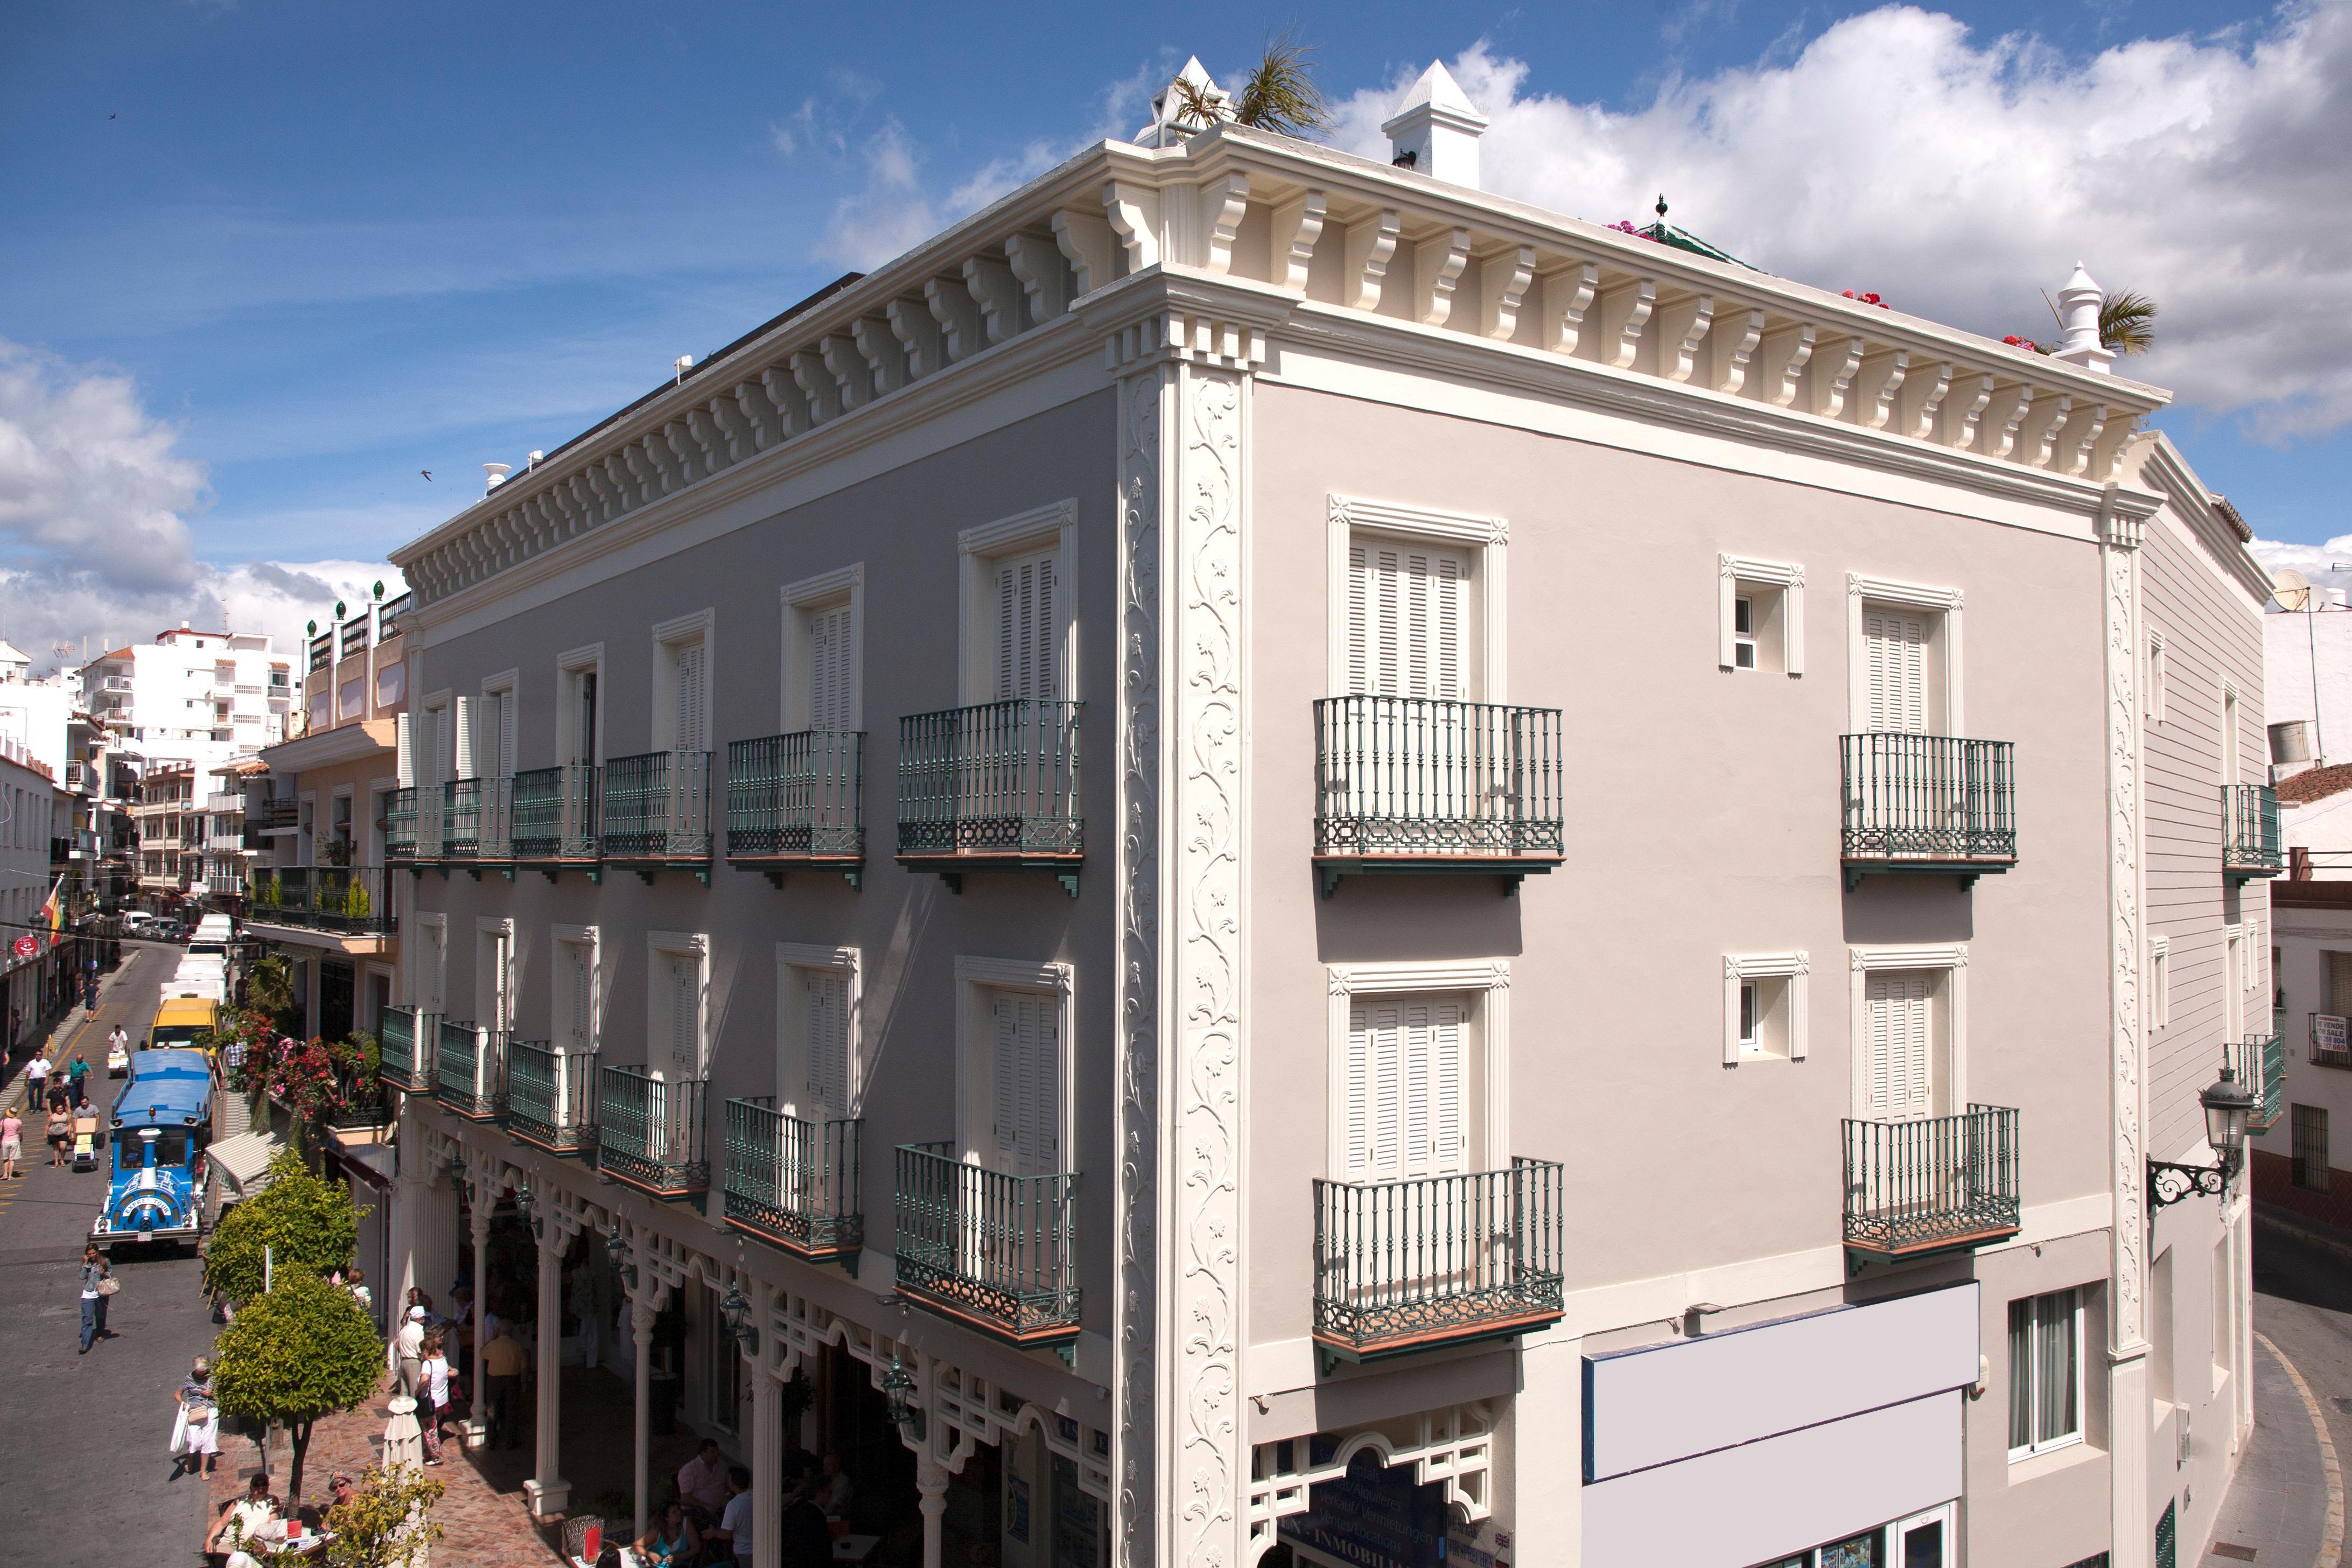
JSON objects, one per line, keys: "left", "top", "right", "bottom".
{"left": 1136, "top": 57, "right": 1226, "bottom": 148}
{"left": 483, "top": 463, "right": 512, "bottom": 494}
{"left": 1383, "top": 61, "right": 1488, "bottom": 189}
{"left": 2050, "top": 262, "right": 2112, "bottom": 374}
{"left": 674, "top": 354, "right": 695, "bottom": 384}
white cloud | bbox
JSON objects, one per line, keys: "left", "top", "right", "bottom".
{"left": 0, "top": 340, "right": 400, "bottom": 673}
{"left": 814, "top": 121, "right": 941, "bottom": 271}
{"left": 2252, "top": 535, "right": 2352, "bottom": 601}
{"left": 1326, "top": 6, "right": 2352, "bottom": 442}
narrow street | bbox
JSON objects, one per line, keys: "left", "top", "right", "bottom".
{"left": 2229, "top": 1213, "right": 2352, "bottom": 1567}
{"left": 0, "top": 943, "right": 222, "bottom": 1567}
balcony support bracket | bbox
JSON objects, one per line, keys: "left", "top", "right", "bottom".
{"left": 1316, "top": 860, "right": 1545, "bottom": 900}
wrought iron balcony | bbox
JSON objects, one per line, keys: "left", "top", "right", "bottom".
{"left": 2228, "top": 1033, "right": 2286, "bottom": 1131}
{"left": 1839, "top": 734, "right": 2018, "bottom": 889}
{"left": 505, "top": 1039, "right": 598, "bottom": 1156}
{"left": 245, "top": 866, "right": 394, "bottom": 937}
{"left": 600, "top": 750, "right": 712, "bottom": 879}
{"left": 1312, "top": 696, "right": 1565, "bottom": 897}
{"left": 1312, "top": 1159, "right": 1566, "bottom": 1370}
{"left": 893, "top": 1142, "right": 1080, "bottom": 1351}
{"left": 597, "top": 1065, "right": 709, "bottom": 1199}
{"left": 447, "top": 777, "right": 513, "bottom": 869}
{"left": 1843, "top": 1104, "right": 2021, "bottom": 1264}
{"left": 2311, "top": 1013, "right": 2352, "bottom": 1070}
{"left": 385, "top": 786, "right": 419, "bottom": 860}
{"left": 2223, "top": 783, "right": 2281, "bottom": 881}
{"left": 510, "top": 763, "right": 600, "bottom": 875}
{"left": 431, "top": 1019, "right": 503, "bottom": 1122}
{"left": 441, "top": 780, "right": 482, "bottom": 862}
{"left": 895, "top": 700, "right": 1082, "bottom": 894}
{"left": 723, "top": 1098, "right": 863, "bottom": 1269}
{"left": 378, "top": 1005, "right": 433, "bottom": 1093}
{"left": 725, "top": 731, "right": 864, "bottom": 887}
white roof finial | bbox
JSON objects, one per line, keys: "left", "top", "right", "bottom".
{"left": 1382, "top": 61, "right": 1489, "bottom": 190}
{"left": 1136, "top": 57, "right": 1229, "bottom": 148}
{"left": 2051, "top": 260, "right": 2112, "bottom": 374}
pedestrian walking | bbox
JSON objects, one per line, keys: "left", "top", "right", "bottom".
{"left": 66, "top": 1051, "right": 88, "bottom": 1102}
{"left": 391, "top": 1304, "right": 426, "bottom": 1397}
{"left": 172, "top": 1356, "right": 221, "bottom": 1476}
{"left": 78, "top": 1244, "right": 114, "bottom": 1353}
{"left": 0, "top": 1104, "right": 20, "bottom": 1179}
{"left": 418, "top": 1329, "right": 451, "bottom": 1464}
{"left": 46, "top": 1101, "right": 68, "bottom": 1167}
{"left": 481, "top": 1321, "right": 528, "bottom": 1450}
{"left": 24, "top": 1047, "right": 48, "bottom": 1108}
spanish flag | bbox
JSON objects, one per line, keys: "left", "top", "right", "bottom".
{"left": 39, "top": 876, "right": 61, "bottom": 941}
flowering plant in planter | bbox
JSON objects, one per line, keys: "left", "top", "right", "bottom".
{"left": 1842, "top": 290, "right": 1891, "bottom": 309}
{"left": 224, "top": 1019, "right": 382, "bottom": 1125}
{"left": 2003, "top": 335, "right": 2052, "bottom": 355}
{"left": 1608, "top": 219, "right": 1660, "bottom": 241}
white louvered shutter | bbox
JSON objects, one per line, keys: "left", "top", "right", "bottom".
{"left": 666, "top": 953, "right": 699, "bottom": 1077}
{"left": 995, "top": 550, "right": 1058, "bottom": 702}
{"left": 674, "top": 642, "right": 707, "bottom": 753}
{"left": 805, "top": 970, "right": 851, "bottom": 1116}
{"left": 496, "top": 689, "right": 516, "bottom": 778}
{"left": 810, "top": 604, "right": 853, "bottom": 731}
{"left": 1865, "top": 612, "right": 1929, "bottom": 734}
{"left": 427, "top": 922, "right": 446, "bottom": 1014}
{"left": 564, "top": 942, "right": 593, "bottom": 1051}
{"left": 990, "top": 992, "right": 1059, "bottom": 1176}
{"left": 430, "top": 705, "right": 451, "bottom": 787}
{"left": 1346, "top": 541, "right": 1468, "bottom": 698}
{"left": 395, "top": 712, "right": 415, "bottom": 787}
{"left": 452, "top": 696, "right": 477, "bottom": 779}
{"left": 1865, "top": 971, "right": 1935, "bottom": 1120}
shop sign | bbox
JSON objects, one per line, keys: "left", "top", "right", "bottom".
{"left": 1278, "top": 1449, "right": 1463, "bottom": 1568}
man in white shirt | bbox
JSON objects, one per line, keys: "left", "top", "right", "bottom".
{"left": 709, "top": 1466, "right": 754, "bottom": 1567}
{"left": 391, "top": 1305, "right": 426, "bottom": 1396}
{"left": 24, "top": 1051, "right": 48, "bottom": 1108}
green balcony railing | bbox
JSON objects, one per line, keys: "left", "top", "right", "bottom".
{"left": 893, "top": 1142, "right": 1079, "bottom": 1349}
{"left": 726, "top": 731, "right": 864, "bottom": 866}
{"left": 1312, "top": 697, "right": 1565, "bottom": 859}
{"left": 511, "top": 763, "right": 600, "bottom": 862}
{"left": 386, "top": 787, "right": 419, "bottom": 860}
{"left": 453, "top": 776, "right": 513, "bottom": 860}
{"left": 723, "top": 1098, "right": 863, "bottom": 1266}
{"left": 2229, "top": 1034, "right": 2286, "bottom": 1131}
{"left": 1841, "top": 735, "right": 2017, "bottom": 878}
{"left": 379, "top": 1005, "right": 433, "bottom": 1093}
{"left": 506, "top": 1039, "right": 597, "bottom": 1155}
{"left": 2223, "top": 783, "right": 2282, "bottom": 880}
{"left": 896, "top": 700, "right": 1082, "bottom": 862}
{"left": 597, "top": 1065, "right": 709, "bottom": 1197}
{"left": 432, "top": 1019, "right": 503, "bottom": 1121}
{"left": 601, "top": 751, "right": 712, "bottom": 863}
{"left": 442, "top": 779, "right": 482, "bottom": 860}
{"left": 1843, "top": 1104, "right": 2021, "bottom": 1262}
{"left": 1312, "top": 1158, "right": 1566, "bottom": 1367}
{"left": 246, "top": 866, "right": 393, "bottom": 936}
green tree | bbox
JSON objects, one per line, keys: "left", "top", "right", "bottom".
{"left": 2099, "top": 289, "right": 2158, "bottom": 355}
{"left": 211, "top": 1272, "right": 384, "bottom": 1505}
{"left": 1173, "top": 35, "right": 1332, "bottom": 139}
{"left": 203, "top": 1151, "right": 361, "bottom": 1305}
{"left": 248, "top": 955, "right": 297, "bottom": 1033}
{"left": 318, "top": 1464, "right": 445, "bottom": 1568}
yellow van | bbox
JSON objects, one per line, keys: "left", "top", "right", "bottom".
{"left": 150, "top": 995, "right": 219, "bottom": 1053}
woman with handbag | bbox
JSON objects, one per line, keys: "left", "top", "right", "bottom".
{"left": 79, "top": 1244, "right": 116, "bottom": 1353}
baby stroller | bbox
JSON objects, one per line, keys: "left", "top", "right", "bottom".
{"left": 71, "top": 1109, "right": 100, "bottom": 1172}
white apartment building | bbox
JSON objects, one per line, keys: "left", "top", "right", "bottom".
{"left": 370, "top": 61, "right": 2270, "bottom": 1568}
{"left": 78, "top": 623, "right": 292, "bottom": 771}
{"left": 0, "top": 640, "right": 81, "bottom": 783}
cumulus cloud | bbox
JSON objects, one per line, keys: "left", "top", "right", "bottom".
{"left": 1325, "top": 6, "right": 2352, "bottom": 442}
{"left": 0, "top": 340, "right": 399, "bottom": 674}
{"left": 2252, "top": 535, "right": 2352, "bottom": 602}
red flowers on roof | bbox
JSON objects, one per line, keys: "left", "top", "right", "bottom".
{"left": 1842, "top": 290, "right": 1891, "bottom": 309}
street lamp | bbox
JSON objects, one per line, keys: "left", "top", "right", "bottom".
{"left": 513, "top": 1179, "right": 543, "bottom": 1243}
{"left": 606, "top": 1219, "right": 637, "bottom": 1291}
{"left": 720, "top": 1283, "right": 758, "bottom": 1350}
{"left": 880, "top": 1356, "right": 926, "bottom": 1441}
{"left": 2149, "top": 1060, "right": 2257, "bottom": 1211}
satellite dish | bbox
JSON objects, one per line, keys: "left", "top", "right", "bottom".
{"left": 2275, "top": 568, "right": 2312, "bottom": 611}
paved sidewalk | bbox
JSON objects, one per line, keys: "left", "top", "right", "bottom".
{"left": 2206, "top": 1331, "right": 2341, "bottom": 1567}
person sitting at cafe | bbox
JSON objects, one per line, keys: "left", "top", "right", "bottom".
{"left": 634, "top": 1499, "right": 699, "bottom": 1568}
{"left": 778, "top": 1476, "right": 835, "bottom": 1568}
{"left": 206, "top": 1474, "right": 278, "bottom": 1567}
{"left": 677, "top": 1437, "right": 732, "bottom": 1519}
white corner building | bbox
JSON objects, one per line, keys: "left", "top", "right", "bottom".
{"left": 368, "top": 61, "right": 2272, "bottom": 1568}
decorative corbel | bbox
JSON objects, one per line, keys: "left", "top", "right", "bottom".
{"left": 851, "top": 318, "right": 904, "bottom": 397}
{"left": 1937, "top": 372, "right": 1995, "bottom": 450}
{"left": 1755, "top": 323, "right": 1816, "bottom": 408}
{"left": 1849, "top": 348, "right": 1909, "bottom": 430}
{"left": 1478, "top": 245, "right": 1535, "bottom": 341}
{"left": 1342, "top": 209, "right": 1401, "bottom": 312}
{"left": 1412, "top": 227, "right": 1471, "bottom": 328}
{"left": 1805, "top": 335, "right": 1865, "bottom": 420}
{"left": 819, "top": 335, "right": 867, "bottom": 412}
{"left": 1596, "top": 277, "right": 1656, "bottom": 369}
{"left": 1707, "top": 307, "right": 1764, "bottom": 394}
{"left": 1198, "top": 173, "right": 1250, "bottom": 275}
{"left": 1267, "top": 191, "right": 1327, "bottom": 295}
{"left": 1007, "top": 233, "right": 1073, "bottom": 321}
{"left": 923, "top": 276, "right": 983, "bottom": 362}
{"left": 1051, "top": 208, "right": 1116, "bottom": 298}
{"left": 1650, "top": 292, "right": 1714, "bottom": 383}
{"left": 1102, "top": 180, "right": 1161, "bottom": 272}
{"left": 1896, "top": 361, "right": 1953, "bottom": 441}
{"left": 1541, "top": 262, "right": 1600, "bottom": 357}
{"left": 889, "top": 297, "right": 947, "bottom": 379}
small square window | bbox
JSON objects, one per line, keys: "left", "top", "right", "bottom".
{"left": 1738, "top": 979, "right": 1761, "bottom": 1053}
{"left": 1733, "top": 597, "right": 1758, "bottom": 670}
{"left": 1719, "top": 559, "right": 1800, "bottom": 676}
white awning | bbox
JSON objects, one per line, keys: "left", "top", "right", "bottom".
{"left": 207, "top": 1128, "right": 286, "bottom": 1195}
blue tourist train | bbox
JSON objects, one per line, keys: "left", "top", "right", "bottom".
{"left": 93, "top": 1048, "right": 213, "bottom": 1252}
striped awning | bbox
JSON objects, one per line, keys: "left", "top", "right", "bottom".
{"left": 207, "top": 1128, "right": 286, "bottom": 1195}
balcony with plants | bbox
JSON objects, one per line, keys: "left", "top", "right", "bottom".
{"left": 431, "top": 1019, "right": 503, "bottom": 1122}
{"left": 1842, "top": 1104, "right": 2021, "bottom": 1265}
{"left": 725, "top": 731, "right": 864, "bottom": 888}
{"left": 505, "top": 1037, "right": 598, "bottom": 1156}
{"left": 723, "top": 1097, "right": 863, "bottom": 1269}
{"left": 895, "top": 699, "right": 1082, "bottom": 895}
{"left": 1311, "top": 697, "right": 1564, "bottom": 897}
{"left": 2223, "top": 783, "right": 2282, "bottom": 882}
{"left": 1311, "top": 1158, "right": 1566, "bottom": 1371}
{"left": 510, "top": 762, "right": 600, "bottom": 877}
{"left": 597, "top": 1064, "right": 709, "bottom": 1199}
{"left": 1839, "top": 734, "right": 2017, "bottom": 890}
{"left": 892, "top": 1141, "right": 1079, "bottom": 1353}
{"left": 600, "top": 751, "right": 712, "bottom": 881}
{"left": 245, "top": 866, "right": 393, "bottom": 941}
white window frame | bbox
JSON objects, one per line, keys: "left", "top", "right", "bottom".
{"left": 652, "top": 609, "right": 716, "bottom": 753}
{"left": 1847, "top": 943, "right": 1968, "bottom": 1117}
{"left": 2150, "top": 935, "right": 2170, "bottom": 1030}
{"left": 2006, "top": 1286, "right": 2086, "bottom": 1461}
{"left": 780, "top": 564, "right": 865, "bottom": 733}
{"left": 478, "top": 669, "right": 520, "bottom": 780}
{"left": 1718, "top": 555, "right": 1804, "bottom": 676}
{"left": 958, "top": 501, "right": 1077, "bottom": 708}
{"left": 1846, "top": 573, "right": 1963, "bottom": 734}
{"left": 556, "top": 642, "right": 605, "bottom": 766}
{"left": 953, "top": 955, "right": 1074, "bottom": 1171}
{"left": 775, "top": 941, "right": 862, "bottom": 1118}
{"left": 475, "top": 915, "right": 514, "bottom": 1035}
{"left": 647, "top": 929, "right": 709, "bottom": 1080}
{"left": 1326, "top": 960, "right": 1512, "bottom": 1179}
{"left": 1326, "top": 495, "right": 1508, "bottom": 701}
{"left": 1723, "top": 951, "right": 1810, "bottom": 1065}
{"left": 2223, "top": 681, "right": 2242, "bottom": 786}
{"left": 552, "top": 922, "right": 600, "bottom": 1054}
{"left": 2147, "top": 630, "right": 2168, "bottom": 724}
{"left": 412, "top": 910, "right": 447, "bottom": 1016}
{"left": 2225, "top": 922, "right": 2246, "bottom": 1042}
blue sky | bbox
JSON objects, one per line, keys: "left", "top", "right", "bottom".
{"left": 1, "top": 0, "right": 2346, "bottom": 657}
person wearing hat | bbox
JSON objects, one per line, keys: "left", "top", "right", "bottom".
{"left": 173, "top": 1355, "right": 221, "bottom": 1476}
{"left": 391, "top": 1304, "right": 427, "bottom": 1398}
